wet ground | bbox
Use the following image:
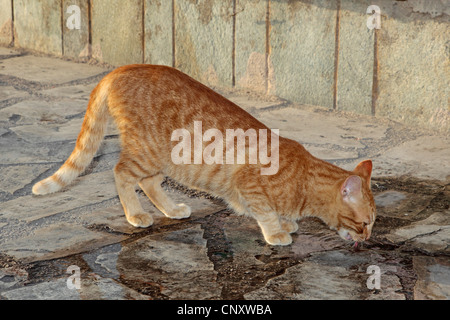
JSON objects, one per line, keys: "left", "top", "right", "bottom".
{"left": 3, "top": 177, "right": 447, "bottom": 300}
{"left": 0, "top": 47, "right": 449, "bottom": 300}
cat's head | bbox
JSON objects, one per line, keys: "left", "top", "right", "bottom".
{"left": 335, "top": 160, "right": 376, "bottom": 243}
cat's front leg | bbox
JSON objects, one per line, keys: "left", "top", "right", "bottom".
{"left": 281, "top": 219, "right": 299, "bottom": 234}
{"left": 254, "top": 212, "right": 292, "bottom": 246}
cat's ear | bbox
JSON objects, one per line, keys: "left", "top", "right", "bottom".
{"left": 341, "top": 175, "right": 362, "bottom": 199}
{"left": 353, "top": 160, "right": 372, "bottom": 187}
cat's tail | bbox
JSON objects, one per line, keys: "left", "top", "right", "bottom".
{"left": 32, "top": 77, "right": 111, "bottom": 195}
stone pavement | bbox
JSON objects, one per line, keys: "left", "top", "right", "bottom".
{"left": 0, "top": 47, "right": 449, "bottom": 300}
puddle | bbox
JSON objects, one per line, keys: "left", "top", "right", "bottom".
{"left": 375, "top": 191, "right": 407, "bottom": 207}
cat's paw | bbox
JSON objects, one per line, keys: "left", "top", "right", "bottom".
{"left": 281, "top": 220, "right": 299, "bottom": 234}
{"left": 265, "top": 231, "right": 292, "bottom": 246}
{"left": 166, "top": 203, "right": 191, "bottom": 220}
{"left": 127, "top": 213, "right": 153, "bottom": 228}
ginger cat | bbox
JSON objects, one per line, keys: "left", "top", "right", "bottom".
{"left": 32, "top": 65, "right": 376, "bottom": 246}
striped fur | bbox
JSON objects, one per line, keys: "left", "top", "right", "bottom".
{"left": 32, "top": 65, "right": 376, "bottom": 246}
{"left": 32, "top": 77, "right": 111, "bottom": 195}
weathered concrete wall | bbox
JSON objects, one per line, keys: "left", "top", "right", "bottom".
{"left": 91, "top": 0, "right": 143, "bottom": 66}
{"left": 144, "top": 0, "right": 173, "bottom": 66}
{"left": 0, "top": 0, "right": 13, "bottom": 46}
{"left": 1, "top": 0, "right": 449, "bottom": 132}
{"left": 13, "top": 0, "right": 62, "bottom": 55}
{"left": 376, "top": 1, "right": 450, "bottom": 132}
{"left": 338, "top": 0, "right": 375, "bottom": 115}
{"left": 174, "top": 0, "right": 234, "bottom": 87}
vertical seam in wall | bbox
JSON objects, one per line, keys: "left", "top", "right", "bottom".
{"left": 172, "top": 0, "right": 176, "bottom": 67}
{"left": 60, "top": 0, "right": 64, "bottom": 56}
{"left": 10, "top": 0, "right": 14, "bottom": 47}
{"left": 88, "top": 0, "right": 92, "bottom": 58}
{"left": 142, "top": 0, "right": 145, "bottom": 63}
{"left": 332, "top": 0, "right": 341, "bottom": 110}
{"left": 371, "top": 29, "right": 379, "bottom": 116}
{"left": 265, "top": 0, "right": 271, "bottom": 95}
{"left": 231, "top": 0, "right": 236, "bottom": 87}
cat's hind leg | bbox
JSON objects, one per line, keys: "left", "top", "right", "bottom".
{"left": 114, "top": 160, "right": 153, "bottom": 228}
{"left": 139, "top": 174, "right": 191, "bottom": 220}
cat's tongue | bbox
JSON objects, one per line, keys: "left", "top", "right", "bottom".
{"left": 353, "top": 242, "right": 359, "bottom": 250}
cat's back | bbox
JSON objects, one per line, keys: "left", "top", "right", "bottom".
{"left": 104, "top": 64, "right": 268, "bottom": 133}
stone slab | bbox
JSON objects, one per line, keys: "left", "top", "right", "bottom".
{"left": 116, "top": 224, "right": 221, "bottom": 299}
{"left": 413, "top": 256, "right": 450, "bottom": 300}
{"left": 269, "top": 0, "right": 337, "bottom": 108}
{"left": 244, "top": 250, "right": 405, "bottom": 300}
{"left": 303, "top": 144, "right": 358, "bottom": 162}
{"left": 290, "top": 232, "right": 345, "bottom": 259}
{"left": 82, "top": 244, "right": 122, "bottom": 279}
{"left": 0, "top": 266, "right": 28, "bottom": 292}
{"left": 223, "top": 213, "right": 345, "bottom": 263}
{"left": 13, "top": 0, "right": 62, "bottom": 55}
{"left": 0, "top": 139, "right": 72, "bottom": 165}
{"left": 1, "top": 170, "right": 117, "bottom": 223}
{"left": 1, "top": 278, "right": 80, "bottom": 300}
{"left": 0, "top": 164, "right": 52, "bottom": 194}
{"left": 174, "top": 0, "right": 233, "bottom": 87}
{"left": 10, "top": 118, "right": 84, "bottom": 143}
{"left": 385, "top": 211, "right": 450, "bottom": 253}
{"left": 144, "top": 0, "right": 173, "bottom": 66}
{"left": 0, "top": 86, "right": 31, "bottom": 101}
{"left": 223, "top": 214, "right": 272, "bottom": 266}
{"left": 41, "top": 82, "right": 98, "bottom": 101}
{"left": 0, "top": 274, "right": 147, "bottom": 300}
{"left": 0, "top": 127, "right": 118, "bottom": 168}
{"left": 0, "top": 99, "right": 87, "bottom": 125}
{"left": 0, "top": 55, "right": 107, "bottom": 84}
{"left": 77, "top": 277, "right": 149, "bottom": 300}
{"left": 91, "top": 0, "right": 143, "bottom": 66}
{"left": 374, "top": 190, "right": 407, "bottom": 208}
{"left": 374, "top": 190, "right": 435, "bottom": 219}
{"left": 370, "top": 136, "right": 450, "bottom": 181}
{"left": 1, "top": 222, "right": 125, "bottom": 262}
{"left": 255, "top": 107, "right": 369, "bottom": 149}
{"left": 225, "top": 94, "right": 284, "bottom": 112}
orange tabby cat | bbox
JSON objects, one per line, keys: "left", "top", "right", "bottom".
{"left": 32, "top": 65, "right": 376, "bottom": 246}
